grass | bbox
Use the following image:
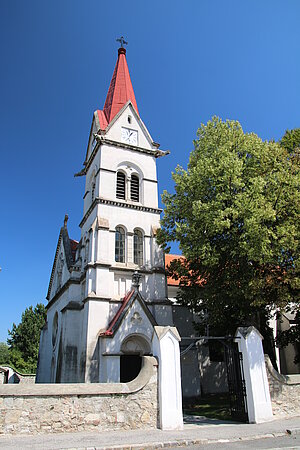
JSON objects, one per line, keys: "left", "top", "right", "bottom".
{"left": 183, "top": 393, "right": 232, "bottom": 421}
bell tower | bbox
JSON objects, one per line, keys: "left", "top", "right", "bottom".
{"left": 77, "top": 43, "right": 170, "bottom": 310}
{"left": 37, "top": 41, "right": 173, "bottom": 383}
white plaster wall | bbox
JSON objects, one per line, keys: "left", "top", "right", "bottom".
{"left": 102, "top": 301, "right": 154, "bottom": 356}
{"left": 98, "top": 204, "right": 160, "bottom": 237}
{"left": 98, "top": 146, "right": 158, "bottom": 208}
{"left": 103, "top": 355, "right": 120, "bottom": 383}
{"left": 152, "top": 304, "right": 173, "bottom": 326}
{"left": 235, "top": 328, "right": 273, "bottom": 423}
{"left": 152, "top": 327, "right": 183, "bottom": 430}
{"left": 37, "top": 283, "right": 82, "bottom": 383}
{"left": 94, "top": 266, "right": 114, "bottom": 299}
{"left": 82, "top": 199, "right": 165, "bottom": 301}
{"left": 37, "top": 291, "right": 68, "bottom": 383}
{"left": 59, "top": 308, "right": 84, "bottom": 383}
{"left": 84, "top": 300, "right": 110, "bottom": 382}
{"left": 106, "top": 104, "right": 154, "bottom": 151}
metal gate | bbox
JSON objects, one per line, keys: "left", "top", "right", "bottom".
{"left": 223, "top": 339, "right": 248, "bottom": 422}
{"left": 181, "top": 336, "right": 248, "bottom": 423}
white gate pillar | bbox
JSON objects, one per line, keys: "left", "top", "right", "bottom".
{"left": 235, "top": 326, "right": 273, "bottom": 423}
{"left": 152, "top": 326, "right": 183, "bottom": 430}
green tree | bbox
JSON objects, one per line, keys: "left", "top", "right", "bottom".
{"left": 158, "top": 117, "right": 299, "bottom": 351}
{"left": 275, "top": 127, "right": 300, "bottom": 362}
{"left": 0, "top": 342, "right": 10, "bottom": 365}
{"left": 7, "top": 303, "right": 46, "bottom": 373}
{"left": 280, "top": 128, "right": 300, "bottom": 154}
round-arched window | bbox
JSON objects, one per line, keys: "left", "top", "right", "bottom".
{"left": 134, "top": 229, "right": 143, "bottom": 266}
{"left": 116, "top": 172, "right": 126, "bottom": 200}
{"left": 115, "top": 226, "right": 125, "bottom": 262}
{"left": 131, "top": 175, "right": 139, "bottom": 202}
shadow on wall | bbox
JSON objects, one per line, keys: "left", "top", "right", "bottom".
{"left": 277, "top": 313, "right": 300, "bottom": 375}
{"left": 197, "top": 343, "right": 228, "bottom": 395}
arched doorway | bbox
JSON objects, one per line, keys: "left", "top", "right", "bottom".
{"left": 120, "top": 335, "right": 151, "bottom": 382}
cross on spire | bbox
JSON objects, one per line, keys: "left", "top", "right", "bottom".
{"left": 116, "top": 36, "right": 128, "bottom": 48}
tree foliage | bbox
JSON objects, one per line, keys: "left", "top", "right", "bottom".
{"left": 7, "top": 303, "right": 46, "bottom": 373}
{"left": 158, "top": 117, "right": 299, "bottom": 342}
{"left": 276, "top": 311, "right": 300, "bottom": 364}
{"left": 0, "top": 342, "right": 10, "bottom": 365}
{"left": 280, "top": 128, "right": 300, "bottom": 154}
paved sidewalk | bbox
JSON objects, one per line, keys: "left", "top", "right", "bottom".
{"left": 0, "top": 416, "right": 299, "bottom": 450}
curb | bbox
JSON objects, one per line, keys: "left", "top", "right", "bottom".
{"left": 65, "top": 430, "right": 290, "bottom": 450}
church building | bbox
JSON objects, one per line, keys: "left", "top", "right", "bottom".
{"left": 36, "top": 42, "right": 175, "bottom": 384}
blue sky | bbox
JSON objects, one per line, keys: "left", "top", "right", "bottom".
{"left": 0, "top": 0, "right": 299, "bottom": 342}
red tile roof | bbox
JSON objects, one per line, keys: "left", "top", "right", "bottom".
{"left": 165, "top": 254, "right": 185, "bottom": 286}
{"left": 97, "top": 47, "right": 139, "bottom": 131}
{"left": 165, "top": 254, "right": 206, "bottom": 287}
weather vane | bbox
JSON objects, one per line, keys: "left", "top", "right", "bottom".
{"left": 116, "top": 36, "right": 128, "bottom": 48}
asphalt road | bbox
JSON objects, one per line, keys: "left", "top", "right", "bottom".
{"left": 174, "top": 434, "right": 300, "bottom": 449}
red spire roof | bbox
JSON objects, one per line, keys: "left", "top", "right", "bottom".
{"left": 98, "top": 47, "right": 139, "bottom": 130}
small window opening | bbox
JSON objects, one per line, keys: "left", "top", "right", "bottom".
{"left": 116, "top": 172, "right": 126, "bottom": 200}
{"left": 131, "top": 175, "right": 139, "bottom": 202}
{"left": 128, "top": 115, "right": 132, "bottom": 124}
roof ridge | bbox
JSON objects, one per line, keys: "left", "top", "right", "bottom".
{"left": 100, "top": 289, "right": 135, "bottom": 336}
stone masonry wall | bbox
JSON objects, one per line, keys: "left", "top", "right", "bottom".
{"left": 265, "top": 355, "right": 300, "bottom": 418}
{"left": 0, "top": 356, "right": 158, "bottom": 435}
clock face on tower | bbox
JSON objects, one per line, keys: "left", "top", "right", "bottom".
{"left": 121, "top": 127, "right": 138, "bottom": 145}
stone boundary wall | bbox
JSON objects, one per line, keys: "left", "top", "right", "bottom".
{"left": 265, "top": 355, "right": 300, "bottom": 418}
{"left": 0, "top": 356, "right": 158, "bottom": 435}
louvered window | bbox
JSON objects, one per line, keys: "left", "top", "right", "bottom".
{"left": 116, "top": 172, "right": 126, "bottom": 199}
{"left": 115, "top": 226, "right": 125, "bottom": 263}
{"left": 131, "top": 175, "right": 139, "bottom": 202}
{"left": 134, "top": 229, "right": 143, "bottom": 266}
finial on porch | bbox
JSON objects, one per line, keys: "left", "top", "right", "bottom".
{"left": 132, "top": 270, "right": 142, "bottom": 290}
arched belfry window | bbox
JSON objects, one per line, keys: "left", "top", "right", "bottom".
{"left": 116, "top": 172, "right": 126, "bottom": 200}
{"left": 134, "top": 229, "right": 143, "bottom": 266}
{"left": 115, "top": 226, "right": 125, "bottom": 263}
{"left": 131, "top": 175, "right": 139, "bottom": 202}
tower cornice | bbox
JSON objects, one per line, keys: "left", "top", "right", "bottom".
{"left": 79, "top": 197, "right": 162, "bottom": 228}
{"left": 76, "top": 136, "right": 170, "bottom": 177}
